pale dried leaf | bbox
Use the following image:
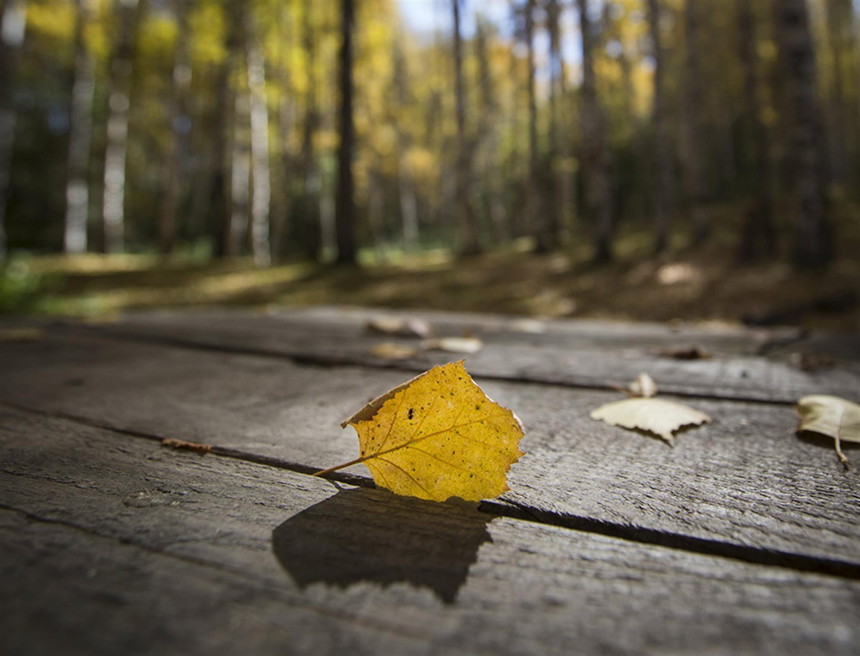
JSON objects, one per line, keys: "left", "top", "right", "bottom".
{"left": 510, "top": 319, "right": 546, "bottom": 334}
{"left": 370, "top": 342, "right": 418, "bottom": 360}
{"left": 422, "top": 337, "right": 483, "bottom": 354}
{"left": 590, "top": 398, "right": 711, "bottom": 444}
{"left": 365, "top": 317, "right": 433, "bottom": 339}
{"left": 795, "top": 395, "right": 860, "bottom": 465}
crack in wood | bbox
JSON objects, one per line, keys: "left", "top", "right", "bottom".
{"left": 4, "top": 399, "right": 859, "bottom": 583}
{"left": 68, "top": 324, "right": 805, "bottom": 406}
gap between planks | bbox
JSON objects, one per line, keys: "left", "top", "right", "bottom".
{"left": 66, "top": 323, "right": 805, "bottom": 407}
{"left": 5, "top": 399, "right": 860, "bottom": 583}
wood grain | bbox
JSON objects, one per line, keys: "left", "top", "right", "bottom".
{"left": 80, "top": 307, "right": 860, "bottom": 403}
{"left": 1, "top": 406, "right": 857, "bottom": 655}
{"left": 3, "top": 329, "right": 858, "bottom": 570}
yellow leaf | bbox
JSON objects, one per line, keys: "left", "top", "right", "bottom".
{"left": 316, "top": 361, "right": 524, "bottom": 502}
{"left": 590, "top": 398, "right": 711, "bottom": 445}
{"left": 796, "top": 395, "right": 860, "bottom": 466}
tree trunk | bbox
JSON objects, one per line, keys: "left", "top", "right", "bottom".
{"left": 774, "top": 0, "right": 832, "bottom": 268}
{"left": 453, "top": 0, "right": 480, "bottom": 256}
{"left": 682, "top": 0, "right": 707, "bottom": 244}
{"left": 101, "top": 0, "right": 145, "bottom": 254}
{"left": 577, "top": 0, "right": 613, "bottom": 263}
{"left": 246, "top": 10, "right": 271, "bottom": 267}
{"left": 545, "top": 0, "right": 567, "bottom": 247}
{"left": 737, "top": 0, "right": 775, "bottom": 261}
{"left": 230, "top": 89, "right": 250, "bottom": 256}
{"left": 393, "top": 39, "right": 418, "bottom": 252}
{"left": 210, "top": 0, "right": 242, "bottom": 258}
{"left": 334, "top": 0, "right": 356, "bottom": 265}
{"left": 646, "top": 0, "right": 674, "bottom": 254}
{"left": 0, "top": 0, "right": 27, "bottom": 262}
{"left": 474, "top": 18, "right": 505, "bottom": 244}
{"left": 525, "top": 0, "right": 548, "bottom": 252}
{"left": 158, "top": 0, "right": 190, "bottom": 256}
{"left": 825, "top": 0, "right": 851, "bottom": 186}
{"left": 295, "top": 0, "right": 321, "bottom": 260}
{"left": 272, "top": 3, "right": 295, "bottom": 262}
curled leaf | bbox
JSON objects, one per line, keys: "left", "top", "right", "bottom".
{"left": 795, "top": 395, "right": 860, "bottom": 466}
{"left": 316, "top": 361, "right": 524, "bottom": 502}
{"left": 590, "top": 398, "right": 711, "bottom": 445}
{"left": 629, "top": 372, "right": 658, "bottom": 398}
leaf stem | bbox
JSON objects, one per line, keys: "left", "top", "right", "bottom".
{"left": 834, "top": 405, "right": 850, "bottom": 469}
{"left": 313, "top": 455, "right": 368, "bottom": 477}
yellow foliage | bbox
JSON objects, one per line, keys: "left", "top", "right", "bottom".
{"left": 27, "top": 1, "right": 75, "bottom": 41}
{"left": 320, "top": 361, "right": 525, "bottom": 502}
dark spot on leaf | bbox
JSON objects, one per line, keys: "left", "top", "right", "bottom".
{"left": 408, "top": 407, "right": 414, "bottom": 420}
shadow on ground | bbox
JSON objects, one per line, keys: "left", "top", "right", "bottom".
{"left": 272, "top": 487, "right": 491, "bottom": 604}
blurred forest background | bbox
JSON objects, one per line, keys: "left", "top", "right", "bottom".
{"left": 0, "top": 0, "right": 858, "bottom": 328}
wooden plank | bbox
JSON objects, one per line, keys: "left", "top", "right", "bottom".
{"left": 1, "top": 406, "right": 858, "bottom": 655}
{"left": 2, "top": 330, "right": 858, "bottom": 571}
{"left": 78, "top": 308, "right": 860, "bottom": 403}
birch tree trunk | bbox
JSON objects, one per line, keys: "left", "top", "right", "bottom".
{"left": 246, "top": 10, "right": 271, "bottom": 267}
{"left": 453, "top": 0, "right": 480, "bottom": 256}
{"left": 646, "top": 0, "right": 674, "bottom": 253}
{"left": 394, "top": 39, "right": 418, "bottom": 252}
{"left": 775, "top": 0, "right": 832, "bottom": 268}
{"left": 577, "top": 0, "right": 613, "bottom": 263}
{"left": 158, "top": 0, "right": 190, "bottom": 255}
{"left": 0, "top": 0, "right": 27, "bottom": 262}
{"left": 63, "top": 0, "right": 96, "bottom": 254}
{"left": 334, "top": 0, "right": 356, "bottom": 265}
{"left": 475, "top": 18, "right": 505, "bottom": 244}
{"left": 101, "top": 0, "right": 145, "bottom": 254}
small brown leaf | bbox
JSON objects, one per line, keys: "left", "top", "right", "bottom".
{"left": 0, "top": 327, "right": 44, "bottom": 342}
{"left": 795, "top": 395, "right": 860, "bottom": 466}
{"left": 162, "top": 438, "right": 212, "bottom": 454}
{"left": 656, "top": 346, "right": 711, "bottom": 360}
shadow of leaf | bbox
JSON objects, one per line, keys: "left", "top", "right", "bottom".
{"left": 272, "top": 487, "right": 491, "bottom": 604}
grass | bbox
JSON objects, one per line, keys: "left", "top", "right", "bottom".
{"left": 3, "top": 206, "right": 859, "bottom": 331}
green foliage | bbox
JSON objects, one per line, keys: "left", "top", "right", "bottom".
{"left": 0, "top": 258, "right": 48, "bottom": 314}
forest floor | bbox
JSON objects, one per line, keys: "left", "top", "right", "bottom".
{"left": 3, "top": 216, "right": 859, "bottom": 331}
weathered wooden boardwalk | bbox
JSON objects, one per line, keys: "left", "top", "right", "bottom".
{"left": 2, "top": 306, "right": 859, "bottom": 655}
